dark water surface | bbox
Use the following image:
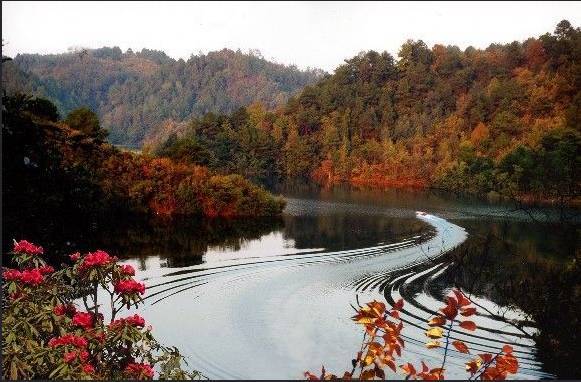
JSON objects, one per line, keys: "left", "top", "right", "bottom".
{"left": 91, "top": 185, "right": 577, "bottom": 380}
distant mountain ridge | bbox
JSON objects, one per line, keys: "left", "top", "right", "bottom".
{"left": 2, "top": 47, "right": 325, "bottom": 147}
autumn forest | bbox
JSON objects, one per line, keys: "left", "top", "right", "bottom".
{"left": 2, "top": 12, "right": 580, "bottom": 381}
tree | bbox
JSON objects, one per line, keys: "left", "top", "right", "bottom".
{"left": 65, "top": 108, "right": 108, "bottom": 141}
{"left": 26, "top": 97, "right": 60, "bottom": 122}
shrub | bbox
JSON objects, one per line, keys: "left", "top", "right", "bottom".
{"left": 2, "top": 240, "right": 203, "bottom": 380}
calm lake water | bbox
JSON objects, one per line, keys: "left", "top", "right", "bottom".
{"left": 89, "top": 185, "right": 576, "bottom": 380}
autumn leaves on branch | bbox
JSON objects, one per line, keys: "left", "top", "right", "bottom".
{"left": 305, "top": 290, "right": 519, "bottom": 380}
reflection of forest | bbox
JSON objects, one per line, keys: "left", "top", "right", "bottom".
{"left": 3, "top": 214, "right": 284, "bottom": 267}
{"left": 282, "top": 214, "right": 429, "bottom": 250}
{"left": 100, "top": 217, "right": 286, "bottom": 268}
{"left": 439, "top": 220, "right": 579, "bottom": 379}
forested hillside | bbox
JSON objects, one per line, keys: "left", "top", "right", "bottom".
{"left": 2, "top": 47, "right": 323, "bottom": 147}
{"left": 155, "top": 20, "right": 580, "bottom": 205}
{"left": 2, "top": 93, "right": 285, "bottom": 232}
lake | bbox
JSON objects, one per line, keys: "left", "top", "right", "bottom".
{"left": 92, "top": 184, "right": 576, "bottom": 380}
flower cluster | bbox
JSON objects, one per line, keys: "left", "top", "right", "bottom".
{"left": 72, "top": 312, "right": 96, "bottom": 330}
{"left": 3, "top": 269, "right": 22, "bottom": 281}
{"left": 69, "top": 252, "right": 81, "bottom": 261}
{"left": 20, "top": 269, "right": 44, "bottom": 285}
{"left": 78, "top": 250, "right": 113, "bottom": 272}
{"left": 61, "top": 349, "right": 95, "bottom": 375}
{"left": 13, "top": 240, "right": 44, "bottom": 255}
{"left": 63, "top": 349, "right": 89, "bottom": 364}
{"left": 54, "top": 304, "right": 77, "bottom": 317}
{"left": 2, "top": 240, "right": 204, "bottom": 380}
{"left": 124, "top": 362, "right": 155, "bottom": 380}
{"left": 37, "top": 265, "right": 54, "bottom": 275}
{"left": 114, "top": 279, "right": 146, "bottom": 295}
{"left": 48, "top": 334, "right": 88, "bottom": 349}
{"left": 120, "top": 264, "right": 136, "bottom": 276}
{"left": 109, "top": 314, "right": 146, "bottom": 330}
{"left": 82, "top": 364, "right": 95, "bottom": 374}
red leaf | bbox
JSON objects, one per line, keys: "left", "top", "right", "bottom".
{"left": 400, "top": 362, "right": 416, "bottom": 376}
{"left": 440, "top": 297, "right": 458, "bottom": 320}
{"left": 304, "top": 371, "right": 319, "bottom": 380}
{"left": 452, "top": 340, "right": 470, "bottom": 353}
{"left": 393, "top": 298, "right": 404, "bottom": 311}
{"left": 460, "top": 307, "right": 476, "bottom": 317}
{"left": 453, "top": 289, "right": 471, "bottom": 307}
{"left": 389, "top": 310, "right": 400, "bottom": 319}
{"left": 374, "top": 366, "right": 385, "bottom": 380}
{"left": 502, "top": 344, "right": 513, "bottom": 354}
{"left": 478, "top": 353, "right": 494, "bottom": 363}
{"left": 385, "top": 359, "right": 396, "bottom": 373}
{"left": 459, "top": 320, "right": 477, "bottom": 331}
{"left": 428, "top": 315, "right": 446, "bottom": 326}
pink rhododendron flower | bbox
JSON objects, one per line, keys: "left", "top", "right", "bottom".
{"left": 38, "top": 265, "right": 54, "bottom": 275}
{"left": 79, "top": 350, "right": 89, "bottom": 362}
{"left": 3, "top": 268, "right": 22, "bottom": 281}
{"left": 125, "top": 363, "right": 155, "bottom": 379}
{"left": 120, "top": 264, "right": 135, "bottom": 276}
{"left": 82, "top": 364, "right": 95, "bottom": 374}
{"left": 72, "top": 312, "right": 94, "bottom": 329}
{"left": 48, "top": 334, "right": 88, "bottom": 349}
{"left": 114, "top": 279, "right": 145, "bottom": 295}
{"left": 69, "top": 252, "right": 81, "bottom": 261}
{"left": 20, "top": 269, "right": 44, "bottom": 285}
{"left": 109, "top": 314, "right": 146, "bottom": 330}
{"left": 53, "top": 304, "right": 77, "bottom": 317}
{"left": 126, "top": 314, "right": 145, "bottom": 327}
{"left": 78, "top": 250, "right": 112, "bottom": 272}
{"left": 13, "top": 240, "right": 44, "bottom": 255}
{"left": 63, "top": 351, "right": 77, "bottom": 363}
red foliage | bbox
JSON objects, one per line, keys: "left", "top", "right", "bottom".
{"left": 309, "top": 289, "right": 519, "bottom": 380}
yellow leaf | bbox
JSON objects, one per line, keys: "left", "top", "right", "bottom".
{"left": 363, "top": 354, "right": 374, "bottom": 366}
{"left": 426, "top": 341, "right": 441, "bottom": 349}
{"left": 425, "top": 327, "right": 444, "bottom": 339}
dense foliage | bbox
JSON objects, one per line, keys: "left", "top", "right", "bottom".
{"left": 2, "top": 48, "right": 323, "bottom": 147}
{"left": 154, "top": 21, "right": 580, "bottom": 204}
{"left": 305, "top": 292, "right": 519, "bottom": 380}
{"left": 2, "top": 240, "right": 203, "bottom": 380}
{"left": 2, "top": 94, "right": 286, "bottom": 227}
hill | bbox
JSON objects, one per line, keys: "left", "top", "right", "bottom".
{"left": 154, "top": 20, "right": 580, "bottom": 206}
{"left": 3, "top": 47, "right": 323, "bottom": 147}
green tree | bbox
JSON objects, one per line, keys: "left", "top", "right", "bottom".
{"left": 65, "top": 107, "right": 108, "bottom": 141}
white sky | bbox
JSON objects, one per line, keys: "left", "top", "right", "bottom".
{"left": 3, "top": 1, "right": 581, "bottom": 73}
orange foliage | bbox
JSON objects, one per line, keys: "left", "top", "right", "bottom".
{"left": 306, "top": 289, "right": 519, "bottom": 380}
{"left": 471, "top": 122, "right": 490, "bottom": 145}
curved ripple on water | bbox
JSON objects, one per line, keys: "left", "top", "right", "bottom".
{"left": 118, "top": 213, "right": 551, "bottom": 380}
